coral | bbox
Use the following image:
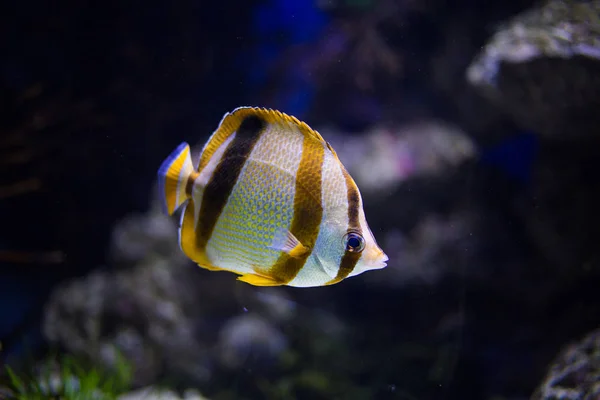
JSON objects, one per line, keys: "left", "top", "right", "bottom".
{"left": 303, "top": 119, "right": 479, "bottom": 288}
{"left": 532, "top": 327, "right": 600, "bottom": 400}
{"left": 320, "top": 119, "right": 477, "bottom": 195}
{"left": 107, "top": 206, "right": 186, "bottom": 265}
{"left": 43, "top": 197, "right": 214, "bottom": 387}
{"left": 216, "top": 314, "right": 287, "bottom": 370}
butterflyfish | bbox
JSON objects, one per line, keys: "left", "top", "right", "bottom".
{"left": 157, "top": 107, "right": 388, "bottom": 287}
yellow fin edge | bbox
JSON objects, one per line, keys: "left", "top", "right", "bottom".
{"left": 237, "top": 273, "right": 284, "bottom": 287}
{"left": 157, "top": 142, "right": 193, "bottom": 216}
{"left": 197, "top": 107, "right": 327, "bottom": 175}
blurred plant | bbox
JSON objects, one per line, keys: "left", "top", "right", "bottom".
{"left": 2, "top": 349, "right": 132, "bottom": 400}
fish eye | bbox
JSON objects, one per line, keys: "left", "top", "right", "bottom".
{"left": 343, "top": 231, "right": 365, "bottom": 253}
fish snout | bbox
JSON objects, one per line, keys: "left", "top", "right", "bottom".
{"left": 365, "top": 246, "right": 388, "bottom": 270}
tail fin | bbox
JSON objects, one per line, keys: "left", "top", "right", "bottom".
{"left": 157, "top": 142, "right": 194, "bottom": 216}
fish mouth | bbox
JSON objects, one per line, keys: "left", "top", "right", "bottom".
{"left": 364, "top": 249, "right": 388, "bottom": 270}
{"left": 372, "top": 254, "right": 389, "bottom": 269}
{"left": 381, "top": 253, "right": 389, "bottom": 267}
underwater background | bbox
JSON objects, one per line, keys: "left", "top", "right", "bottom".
{"left": 1, "top": 0, "right": 600, "bottom": 399}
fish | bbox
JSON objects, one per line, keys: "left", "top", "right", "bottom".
{"left": 157, "top": 107, "right": 388, "bottom": 287}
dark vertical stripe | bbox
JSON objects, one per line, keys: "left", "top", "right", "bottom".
{"left": 325, "top": 168, "right": 362, "bottom": 285}
{"left": 346, "top": 175, "right": 360, "bottom": 228}
{"left": 268, "top": 135, "right": 325, "bottom": 284}
{"left": 195, "top": 115, "right": 265, "bottom": 252}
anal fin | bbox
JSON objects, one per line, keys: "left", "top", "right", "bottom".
{"left": 197, "top": 263, "right": 245, "bottom": 276}
{"left": 197, "top": 263, "right": 223, "bottom": 272}
{"left": 237, "top": 273, "right": 284, "bottom": 287}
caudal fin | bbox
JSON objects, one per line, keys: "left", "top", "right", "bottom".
{"left": 157, "top": 142, "right": 194, "bottom": 216}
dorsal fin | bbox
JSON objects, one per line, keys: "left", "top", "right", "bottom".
{"left": 197, "top": 107, "right": 327, "bottom": 175}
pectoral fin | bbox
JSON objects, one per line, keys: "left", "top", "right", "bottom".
{"left": 269, "top": 228, "right": 310, "bottom": 258}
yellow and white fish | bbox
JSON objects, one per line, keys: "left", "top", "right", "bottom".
{"left": 157, "top": 107, "right": 388, "bottom": 287}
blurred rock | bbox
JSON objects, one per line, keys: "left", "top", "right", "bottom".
{"left": 216, "top": 314, "right": 287, "bottom": 370}
{"left": 467, "top": 0, "right": 600, "bottom": 139}
{"left": 250, "top": 288, "right": 297, "bottom": 323}
{"left": 108, "top": 209, "right": 181, "bottom": 266}
{"left": 531, "top": 327, "right": 600, "bottom": 400}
